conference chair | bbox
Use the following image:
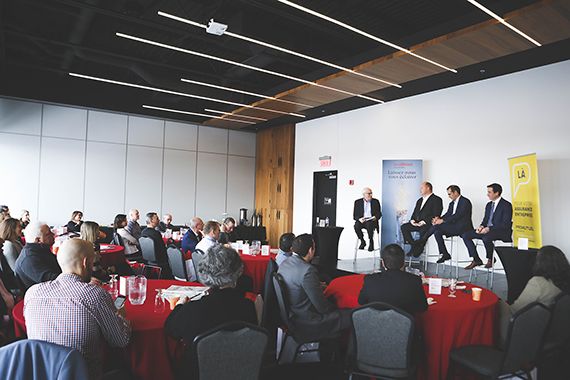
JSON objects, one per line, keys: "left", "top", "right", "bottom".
{"left": 405, "top": 233, "right": 443, "bottom": 276}
{"left": 449, "top": 302, "right": 551, "bottom": 379}
{"left": 192, "top": 249, "right": 206, "bottom": 284}
{"left": 542, "top": 293, "right": 570, "bottom": 356}
{"left": 193, "top": 322, "right": 268, "bottom": 380}
{"left": 167, "top": 246, "right": 188, "bottom": 281}
{"left": 347, "top": 303, "right": 417, "bottom": 379}
{"left": 139, "top": 236, "right": 157, "bottom": 264}
{"left": 0, "top": 340, "right": 89, "bottom": 380}
{"left": 260, "top": 259, "right": 281, "bottom": 355}
{"left": 470, "top": 239, "right": 513, "bottom": 289}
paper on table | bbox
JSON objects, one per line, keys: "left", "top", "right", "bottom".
{"left": 428, "top": 278, "right": 443, "bottom": 295}
{"left": 161, "top": 285, "right": 209, "bottom": 301}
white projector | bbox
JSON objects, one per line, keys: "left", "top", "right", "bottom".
{"left": 206, "top": 19, "right": 227, "bottom": 36}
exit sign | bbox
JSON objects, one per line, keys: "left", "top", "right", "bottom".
{"left": 319, "top": 155, "right": 331, "bottom": 167}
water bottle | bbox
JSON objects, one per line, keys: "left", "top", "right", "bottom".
{"left": 325, "top": 217, "right": 329, "bottom": 227}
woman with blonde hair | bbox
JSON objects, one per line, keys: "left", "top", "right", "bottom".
{"left": 79, "top": 221, "right": 106, "bottom": 282}
{"left": 0, "top": 218, "right": 23, "bottom": 272}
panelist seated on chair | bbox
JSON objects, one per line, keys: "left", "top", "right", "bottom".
{"left": 353, "top": 187, "right": 382, "bottom": 252}
{"left": 462, "top": 183, "right": 513, "bottom": 270}
{"left": 277, "top": 234, "right": 351, "bottom": 341}
{"left": 416, "top": 185, "right": 473, "bottom": 264}
{"left": 400, "top": 181, "right": 443, "bottom": 257}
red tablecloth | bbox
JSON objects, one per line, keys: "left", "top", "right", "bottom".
{"left": 12, "top": 279, "right": 203, "bottom": 380}
{"left": 324, "top": 274, "right": 498, "bottom": 380}
{"left": 239, "top": 253, "right": 276, "bottom": 294}
{"left": 98, "top": 244, "right": 126, "bottom": 268}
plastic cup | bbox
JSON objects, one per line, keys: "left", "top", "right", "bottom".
{"left": 472, "top": 287, "right": 482, "bottom": 302}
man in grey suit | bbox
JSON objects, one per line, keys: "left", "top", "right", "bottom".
{"left": 277, "top": 234, "right": 350, "bottom": 341}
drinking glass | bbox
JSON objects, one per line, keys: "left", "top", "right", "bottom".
{"left": 108, "top": 274, "right": 119, "bottom": 300}
{"left": 251, "top": 240, "right": 261, "bottom": 256}
{"left": 154, "top": 289, "right": 165, "bottom": 313}
{"left": 448, "top": 279, "right": 457, "bottom": 298}
{"left": 128, "top": 275, "right": 147, "bottom": 305}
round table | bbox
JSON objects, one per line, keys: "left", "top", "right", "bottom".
{"left": 324, "top": 274, "right": 498, "bottom": 380}
{"left": 12, "top": 279, "right": 202, "bottom": 380}
{"left": 98, "top": 244, "right": 126, "bottom": 268}
{"left": 239, "top": 253, "right": 276, "bottom": 294}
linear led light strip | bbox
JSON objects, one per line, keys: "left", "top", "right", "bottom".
{"left": 204, "top": 109, "right": 268, "bottom": 121}
{"left": 466, "top": 0, "right": 541, "bottom": 46}
{"left": 68, "top": 72, "right": 305, "bottom": 118}
{"left": 277, "top": 0, "right": 458, "bottom": 73}
{"left": 181, "top": 78, "right": 311, "bottom": 108}
{"left": 143, "top": 105, "right": 255, "bottom": 124}
{"left": 158, "top": 11, "right": 401, "bottom": 89}
{"left": 116, "top": 32, "right": 384, "bottom": 104}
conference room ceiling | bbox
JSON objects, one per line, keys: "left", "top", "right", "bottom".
{"left": 1, "top": 0, "right": 569, "bottom": 130}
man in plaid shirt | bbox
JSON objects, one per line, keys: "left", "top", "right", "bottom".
{"left": 24, "top": 238, "right": 131, "bottom": 380}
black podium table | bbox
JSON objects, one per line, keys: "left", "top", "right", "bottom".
{"left": 312, "top": 226, "right": 344, "bottom": 271}
{"left": 232, "top": 226, "right": 267, "bottom": 244}
{"left": 496, "top": 247, "right": 538, "bottom": 304}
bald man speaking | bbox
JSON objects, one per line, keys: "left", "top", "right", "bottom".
{"left": 354, "top": 187, "right": 382, "bottom": 251}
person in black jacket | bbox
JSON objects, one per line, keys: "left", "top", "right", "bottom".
{"left": 141, "top": 212, "right": 172, "bottom": 278}
{"left": 401, "top": 182, "right": 443, "bottom": 257}
{"left": 358, "top": 244, "right": 427, "bottom": 315}
{"left": 66, "top": 211, "right": 83, "bottom": 234}
{"left": 353, "top": 187, "right": 382, "bottom": 251}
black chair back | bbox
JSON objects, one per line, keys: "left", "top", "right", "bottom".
{"left": 193, "top": 322, "right": 268, "bottom": 380}
{"left": 192, "top": 249, "right": 205, "bottom": 283}
{"left": 139, "top": 236, "right": 157, "bottom": 263}
{"left": 544, "top": 293, "right": 570, "bottom": 350}
{"left": 350, "top": 303, "right": 415, "bottom": 378}
{"left": 272, "top": 272, "right": 293, "bottom": 333}
{"left": 502, "top": 302, "right": 551, "bottom": 373}
{"left": 111, "top": 232, "right": 124, "bottom": 247}
{"left": 261, "top": 259, "right": 281, "bottom": 329}
{"left": 167, "top": 247, "right": 188, "bottom": 281}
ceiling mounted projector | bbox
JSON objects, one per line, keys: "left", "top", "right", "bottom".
{"left": 206, "top": 19, "right": 227, "bottom": 36}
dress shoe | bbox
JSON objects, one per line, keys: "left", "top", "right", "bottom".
{"left": 436, "top": 254, "right": 451, "bottom": 264}
{"left": 358, "top": 240, "right": 366, "bottom": 250}
{"left": 368, "top": 243, "right": 375, "bottom": 252}
{"left": 484, "top": 258, "right": 496, "bottom": 269}
{"left": 464, "top": 261, "right": 483, "bottom": 270}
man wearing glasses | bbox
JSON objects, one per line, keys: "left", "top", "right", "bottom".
{"left": 353, "top": 187, "right": 382, "bottom": 251}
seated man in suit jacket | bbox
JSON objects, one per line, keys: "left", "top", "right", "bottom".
{"left": 181, "top": 217, "right": 204, "bottom": 253}
{"left": 141, "top": 212, "right": 172, "bottom": 278}
{"left": 278, "top": 234, "right": 351, "bottom": 342}
{"left": 359, "top": 244, "right": 428, "bottom": 315}
{"left": 401, "top": 181, "right": 443, "bottom": 257}
{"left": 416, "top": 185, "right": 473, "bottom": 263}
{"left": 353, "top": 187, "right": 382, "bottom": 251}
{"left": 462, "top": 183, "right": 513, "bottom": 269}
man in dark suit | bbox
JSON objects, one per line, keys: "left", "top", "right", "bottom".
{"left": 462, "top": 183, "right": 513, "bottom": 269}
{"left": 181, "top": 217, "right": 204, "bottom": 253}
{"left": 353, "top": 187, "right": 382, "bottom": 251}
{"left": 358, "top": 244, "right": 427, "bottom": 314}
{"left": 401, "top": 181, "right": 443, "bottom": 257}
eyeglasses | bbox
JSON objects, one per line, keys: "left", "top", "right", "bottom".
{"left": 363, "top": 192, "right": 372, "bottom": 195}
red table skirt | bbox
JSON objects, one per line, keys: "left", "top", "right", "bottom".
{"left": 325, "top": 274, "right": 498, "bottom": 380}
{"left": 239, "top": 253, "right": 276, "bottom": 294}
{"left": 98, "top": 244, "right": 126, "bottom": 268}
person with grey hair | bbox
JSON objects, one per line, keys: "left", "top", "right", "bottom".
{"left": 14, "top": 221, "right": 61, "bottom": 290}
{"left": 181, "top": 217, "right": 203, "bottom": 253}
{"left": 127, "top": 209, "right": 142, "bottom": 240}
{"left": 164, "top": 244, "right": 257, "bottom": 368}
{"left": 141, "top": 212, "right": 172, "bottom": 278}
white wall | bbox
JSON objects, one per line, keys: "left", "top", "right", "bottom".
{"left": 0, "top": 97, "right": 256, "bottom": 226}
{"left": 293, "top": 60, "right": 570, "bottom": 261}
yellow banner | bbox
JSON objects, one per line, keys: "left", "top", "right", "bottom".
{"left": 508, "top": 153, "right": 542, "bottom": 248}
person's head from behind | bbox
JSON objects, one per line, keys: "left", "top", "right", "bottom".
{"left": 420, "top": 181, "right": 433, "bottom": 196}
{"left": 291, "top": 234, "right": 315, "bottom": 262}
{"left": 486, "top": 183, "right": 502, "bottom": 201}
{"left": 533, "top": 245, "right": 570, "bottom": 294}
{"left": 279, "top": 233, "right": 295, "bottom": 253}
{"left": 71, "top": 210, "right": 83, "bottom": 223}
{"left": 114, "top": 214, "right": 128, "bottom": 229}
{"left": 80, "top": 221, "right": 100, "bottom": 244}
{"left": 0, "top": 218, "right": 22, "bottom": 243}
{"left": 146, "top": 212, "right": 159, "bottom": 228}
{"left": 190, "top": 217, "right": 204, "bottom": 232}
{"left": 203, "top": 221, "right": 221, "bottom": 240}
{"left": 1, "top": 205, "right": 10, "bottom": 219}
{"left": 24, "top": 221, "right": 55, "bottom": 246}
{"left": 20, "top": 210, "right": 30, "bottom": 223}
{"left": 381, "top": 244, "right": 405, "bottom": 271}
{"left": 57, "top": 238, "right": 95, "bottom": 282}
{"left": 129, "top": 209, "right": 140, "bottom": 222}
{"left": 221, "top": 217, "right": 236, "bottom": 233}
{"left": 163, "top": 214, "right": 172, "bottom": 225}
{"left": 198, "top": 244, "right": 243, "bottom": 289}
{"left": 362, "top": 187, "right": 373, "bottom": 201}
{"left": 446, "top": 185, "right": 461, "bottom": 201}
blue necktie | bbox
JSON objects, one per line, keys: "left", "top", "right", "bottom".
{"left": 488, "top": 202, "right": 495, "bottom": 227}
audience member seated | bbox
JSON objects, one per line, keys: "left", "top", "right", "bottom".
{"left": 0, "top": 237, "right": 19, "bottom": 317}
{"left": 24, "top": 238, "right": 131, "bottom": 380}
{"left": 278, "top": 234, "right": 350, "bottom": 341}
{"left": 358, "top": 244, "right": 428, "bottom": 314}
{"left": 195, "top": 221, "right": 220, "bottom": 253}
{"left": 218, "top": 217, "right": 236, "bottom": 245}
{"left": 127, "top": 209, "right": 142, "bottom": 240}
{"left": 276, "top": 232, "right": 295, "bottom": 266}
{"left": 181, "top": 217, "right": 203, "bottom": 253}
{"left": 114, "top": 214, "right": 140, "bottom": 256}
{"left": 20, "top": 210, "right": 30, "bottom": 230}
{"left": 164, "top": 244, "right": 256, "bottom": 374}
{"left": 158, "top": 214, "right": 176, "bottom": 233}
{"left": 462, "top": 183, "right": 513, "bottom": 269}
{"left": 15, "top": 221, "right": 61, "bottom": 290}
{"left": 141, "top": 212, "right": 172, "bottom": 278}
{"left": 1, "top": 218, "right": 24, "bottom": 271}
{"left": 66, "top": 211, "right": 84, "bottom": 234}
{"left": 498, "top": 245, "right": 570, "bottom": 345}
{"left": 0, "top": 205, "right": 10, "bottom": 222}
{"left": 80, "top": 222, "right": 107, "bottom": 282}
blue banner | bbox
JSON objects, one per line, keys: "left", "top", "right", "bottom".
{"left": 381, "top": 160, "right": 423, "bottom": 249}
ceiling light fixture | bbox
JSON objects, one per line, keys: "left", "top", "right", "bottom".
{"left": 116, "top": 32, "right": 384, "bottom": 104}
{"left": 204, "top": 109, "right": 268, "bottom": 121}
{"left": 465, "top": 0, "right": 541, "bottom": 46}
{"left": 158, "top": 11, "right": 401, "bottom": 88}
{"left": 68, "top": 72, "right": 305, "bottom": 118}
{"left": 180, "top": 78, "right": 311, "bottom": 108}
{"left": 277, "top": 0, "right": 458, "bottom": 73}
{"left": 143, "top": 105, "right": 255, "bottom": 124}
